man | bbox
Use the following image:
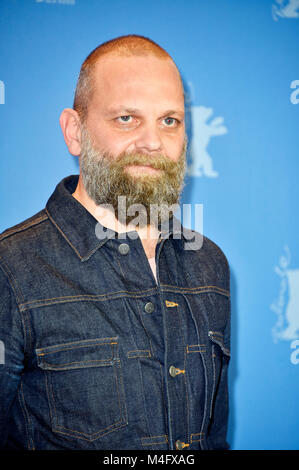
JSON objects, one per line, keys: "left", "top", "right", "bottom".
{"left": 0, "top": 35, "right": 230, "bottom": 450}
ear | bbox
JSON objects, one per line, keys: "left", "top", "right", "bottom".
{"left": 59, "top": 108, "right": 82, "bottom": 156}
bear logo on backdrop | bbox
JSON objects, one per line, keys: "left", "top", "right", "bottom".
{"left": 187, "top": 105, "right": 228, "bottom": 178}
{"left": 272, "top": 0, "right": 299, "bottom": 20}
{"left": 184, "top": 81, "right": 228, "bottom": 178}
{"left": 271, "top": 246, "right": 299, "bottom": 365}
{"left": 290, "top": 80, "right": 299, "bottom": 104}
{"left": 0, "top": 81, "right": 4, "bottom": 105}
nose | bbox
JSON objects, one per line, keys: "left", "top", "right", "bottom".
{"left": 134, "top": 122, "right": 163, "bottom": 154}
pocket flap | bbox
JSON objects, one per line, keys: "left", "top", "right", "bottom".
{"left": 36, "top": 337, "right": 118, "bottom": 370}
{"left": 208, "top": 331, "right": 230, "bottom": 357}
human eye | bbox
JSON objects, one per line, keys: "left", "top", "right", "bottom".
{"left": 163, "top": 117, "right": 179, "bottom": 127}
{"left": 117, "top": 115, "right": 133, "bottom": 123}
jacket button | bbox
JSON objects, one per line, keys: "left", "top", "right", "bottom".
{"left": 144, "top": 302, "right": 154, "bottom": 313}
{"left": 169, "top": 365, "right": 179, "bottom": 377}
{"left": 118, "top": 243, "right": 130, "bottom": 255}
{"left": 175, "top": 440, "right": 187, "bottom": 450}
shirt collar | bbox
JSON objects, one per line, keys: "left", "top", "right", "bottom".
{"left": 46, "top": 175, "right": 188, "bottom": 261}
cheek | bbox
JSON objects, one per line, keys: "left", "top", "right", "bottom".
{"left": 113, "top": 138, "right": 138, "bottom": 156}
{"left": 92, "top": 129, "right": 133, "bottom": 156}
{"left": 163, "top": 135, "right": 185, "bottom": 161}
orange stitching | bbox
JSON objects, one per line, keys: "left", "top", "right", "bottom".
{"left": 0, "top": 214, "right": 48, "bottom": 241}
{"left": 191, "top": 432, "right": 205, "bottom": 443}
{"left": 161, "top": 284, "right": 230, "bottom": 297}
{"left": 36, "top": 337, "right": 118, "bottom": 355}
{"left": 39, "top": 359, "right": 115, "bottom": 368}
{"left": 165, "top": 300, "right": 179, "bottom": 307}
{"left": 127, "top": 349, "right": 151, "bottom": 358}
{"left": 141, "top": 435, "right": 168, "bottom": 445}
{"left": 19, "top": 287, "right": 157, "bottom": 309}
{"left": 187, "top": 344, "right": 206, "bottom": 353}
{"left": 183, "top": 341, "right": 190, "bottom": 441}
{"left": 45, "top": 208, "right": 83, "bottom": 260}
{"left": 174, "top": 300, "right": 190, "bottom": 441}
{"left": 54, "top": 421, "right": 127, "bottom": 441}
{"left": 142, "top": 440, "right": 167, "bottom": 446}
{"left": 45, "top": 345, "right": 128, "bottom": 441}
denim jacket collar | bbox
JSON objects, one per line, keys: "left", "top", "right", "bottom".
{"left": 46, "top": 175, "right": 187, "bottom": 262}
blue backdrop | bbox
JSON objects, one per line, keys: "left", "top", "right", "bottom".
{"left": 1, "top": 0, "right": 298, "bottom": 450}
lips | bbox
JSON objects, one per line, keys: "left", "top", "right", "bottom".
{"left": 124, "top": 163, "right": 162, "bottom": 174}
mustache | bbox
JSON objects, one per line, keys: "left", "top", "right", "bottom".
{"left": 109, "top": 152, "right": 179, "bottom": 172}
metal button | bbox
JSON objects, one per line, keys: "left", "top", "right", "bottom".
{"left": 144, "top": 302, "right": 155, "bottom": 313}
{"left": 175, "top": 440, "right": 184, "bottom": 450}
{"left": 169, "top": 365, "right": 178, "bottom": 377}
{"left": 175, "top": 440, "right": 189, "bottom": 450}
{"left": 118, "top": 243, "right": 130, "bottom": 255}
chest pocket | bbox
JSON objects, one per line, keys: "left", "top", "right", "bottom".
{"left": 36, "top": 337, "right": 127, "bottom": 441}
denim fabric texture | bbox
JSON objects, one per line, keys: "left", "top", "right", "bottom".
{"left": 0, "top": 175, "right": 230, "bottom": 450}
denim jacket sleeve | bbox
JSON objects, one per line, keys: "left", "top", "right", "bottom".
{"left": 207, "top": 295, "right": 231, "bottom": 450}
{"left": 0, "top": 265, "right": 25, "bottom": 448}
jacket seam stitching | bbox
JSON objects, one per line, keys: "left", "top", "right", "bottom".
{"left": 45, "top": 208, "right": 83, "bottom": 260}
{"left": 18, "top": 289, "right": 159, "bottom": 311}
{"left": 18, "top": 378, "right": 35, "bottom": 450}
{"left": 160, "top": 284, "right": 230, "bottom": 297}
{"left": 0, "top": 257, "right": 31, "bottom": 355}
{"left": 0, "top": 213, "right": 48, "bottom": 242}
{"left": 18, "top": 285, "right": 229, "bottom": 311}
{"left": 135, "top": 299, "right": 154, "bottom": 436}
{"left": 175, "top": 304, "right": 190, "bottom": 444}
{"left": 36, "top": 337, "right": 118, "bottom": 355}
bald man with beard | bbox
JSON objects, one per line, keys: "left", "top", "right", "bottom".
{"left": 0, "top": 35, "right": 231, "bottom": 451}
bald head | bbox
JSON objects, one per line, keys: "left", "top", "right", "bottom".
{"left": 73, "top": 35, "right": 183, "bottom": 121}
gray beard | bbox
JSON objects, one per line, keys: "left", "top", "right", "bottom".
{"left": 79, "top": 125, "right": 187, "bottom": 227}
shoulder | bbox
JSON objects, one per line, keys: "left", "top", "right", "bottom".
{"left": 0, "top": 209, "right": 49, "bottom": 241}
{"left": 201, "top": 234, "right": 229, "bottom": 271}
{"left": 180, "top": 227, "right": 230, "bottom": 290}
{"left": 182, "top": 225, "right": 229, "bottom": 267}
{"left": 0, "top": 209, "right": 49, "bottom": 256}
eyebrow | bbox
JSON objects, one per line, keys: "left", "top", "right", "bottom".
{"left": 105, "top": 107, "right": 185, "bottom": 118}
{"left": 163, "top": 109, "right": 185, "bottom": 118}
{"left": 106, "top": 107, "right": 138, "bottom": 115}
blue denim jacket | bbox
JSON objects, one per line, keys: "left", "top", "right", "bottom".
{"left": 0, "top": 175, "right": 230, "bottom": 450}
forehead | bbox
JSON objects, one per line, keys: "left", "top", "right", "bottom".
{"left": 90, "top": 54, "right": 184, "bottom": 110}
